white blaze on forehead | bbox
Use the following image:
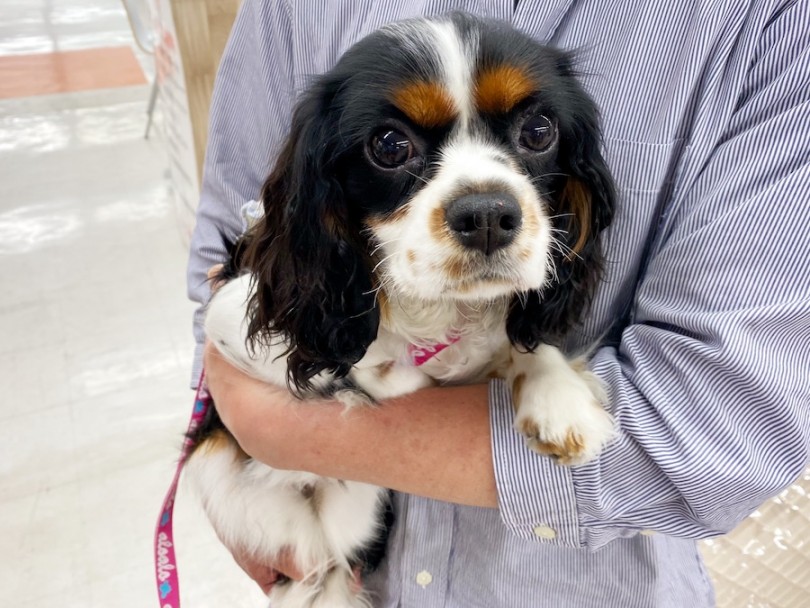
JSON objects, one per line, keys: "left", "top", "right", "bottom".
{"left": 438, "top": 133, "right": 522, "bottom": 185}
{"left": 384, "top": 17, "right": 478, "bottom": 124}
{"left": 423, "top": 19, "right": 477, "bottom": 123}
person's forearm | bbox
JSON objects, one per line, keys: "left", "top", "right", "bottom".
{"left": 205, "top": 345, "right": 498, "bottom": 508}
{"left": 282, "top": 383, "right": 497, "bottom": 507}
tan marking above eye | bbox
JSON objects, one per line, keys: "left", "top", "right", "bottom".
{"left": 475, "top": 65, "right": 536, "bottom": 114}
{"left": 391, "top": 80, "right": 457, "bottom": 128}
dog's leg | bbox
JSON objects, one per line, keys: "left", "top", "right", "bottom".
{"left": 317, "top": 480, "right": 387, "bottom": 566}
{"left": 247, "top": 478, "right": 382, "bottom": 608}
{"left": 310, "top": 567, "right": 372, "bottom": 608}
{"left": 184, "top": 434, "right": 333, "bottom": 570}
{"left": 204, "top": 275, "right": 306, "bottom": 387}
{"left": 269, "top": 565, "right": 372, "bottom": 608}
{"left": 506, "top": 345, "right": 614, "bottom": 465}
{"left": 199, "top": 276, "right": 389, "bottom": 606}
{"left": 186, "top": 435, "right": 386, "bottom": 608}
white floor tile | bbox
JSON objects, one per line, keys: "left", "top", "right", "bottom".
{"left": 0, "top": 3, "right": 244, "bottom": 606}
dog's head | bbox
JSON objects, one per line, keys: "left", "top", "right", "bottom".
{"left": 243, "top": 13, "right": 615, "bottom": 388}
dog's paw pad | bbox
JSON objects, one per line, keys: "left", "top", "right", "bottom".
{"left": 522, "top": 428, "right": 587, "bottom": 465}
{"left": 515, "top": 404, "right": 613, "bottom": 466}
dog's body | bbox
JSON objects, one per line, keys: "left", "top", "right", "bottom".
{"left": 185, "top": 12, "right": 616, "bottom": 608}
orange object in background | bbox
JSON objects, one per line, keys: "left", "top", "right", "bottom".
{"left": 0, "top": 46, "right": 146, "bottom": 99}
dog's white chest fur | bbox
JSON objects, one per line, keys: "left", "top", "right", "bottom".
{"left": 206, "top": 274, "right": 511, "bottom": 401}
{"left": 352, "top": 301, "right": 512, "bottom": 401}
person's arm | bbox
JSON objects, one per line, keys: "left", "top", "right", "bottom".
{"left": 208, "top": 1, "right": 810, "bottom": 550}
{"left": 541, "top": 1, "right": 810, "bottom": 549}
{"left": 186, "top": 0, "right": 294, "bottom": 386}
{"left": 203, "top": 341, "right": 498, "bottom": 508}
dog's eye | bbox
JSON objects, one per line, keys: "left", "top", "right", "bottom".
{"left": 370, "top": 129, "right": 415, "bottom": 168}
{"left": 518, "top": 115, "right": 556, "bottom": 152}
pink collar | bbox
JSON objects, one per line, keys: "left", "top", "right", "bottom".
{"left": 408, "top": 334, "right": 461, "bottom": 366}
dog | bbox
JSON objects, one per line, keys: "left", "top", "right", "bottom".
{"left": 185, "top": 12, "right": 616, "bottom": 608}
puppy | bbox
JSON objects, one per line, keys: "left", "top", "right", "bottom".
{"left": 185, "top": 12, "right": 616, "bottom": 608}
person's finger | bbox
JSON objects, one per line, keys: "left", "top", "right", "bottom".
{"left": 271, "top": 546, "right": 306, "bottom": 581}
{"left": 351, "top": 565, "right": 363, "bottom": 593}
{"left": 228, "top": 545, "right": 307, "bottom": 595}
{"left": 231, "top": 547, "right": 282, "bottom": 595}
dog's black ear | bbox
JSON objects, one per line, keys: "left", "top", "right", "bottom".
{"left": 242, "top": 81, "right": 378, "bottom": 391}
{"left": 508, "top": 60, "right": 615, "bottom": 349}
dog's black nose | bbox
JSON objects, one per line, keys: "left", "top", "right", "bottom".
{"left": 445, "top": 192, "right": 522, "bottom": 255}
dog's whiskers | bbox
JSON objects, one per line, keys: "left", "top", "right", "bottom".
{"left": 372, "top": 251, "right": 399, "bottom": 275}
{"left": 550, "top": 235, "right": 582, "bottom": 262}
{"left": 405, "top": 170, "right": 429, "bottom": 184}
{"left": 530, "top": 171, "right": 571, "bottom": 181}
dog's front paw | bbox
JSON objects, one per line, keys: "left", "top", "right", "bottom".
{"left": 269, "top": 567, "right": 370, "bottom": 608}
{"left": 513, "top": 372, "right": 614, "bottom": 466}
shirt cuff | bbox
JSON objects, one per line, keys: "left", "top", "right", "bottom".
{"left": 489, "top": 379, "right": 582, "bottom": 547}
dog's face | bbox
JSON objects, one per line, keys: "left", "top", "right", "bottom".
{"left": 342, "top": 18, "right": 586, "bottom": 302}
{"left": 243, "top": 14, "right": 615, "bottom": 386}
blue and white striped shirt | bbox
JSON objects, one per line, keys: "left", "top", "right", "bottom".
{"left": 187, "top": 1, "right": 810, "bottom": 606}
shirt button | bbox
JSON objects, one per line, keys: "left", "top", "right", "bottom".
{"left": 533, "top": 525, "right": 557, "bottom": 540}
{"left": 415, "top": 570, "right": 433, "bottom": 588}
{"left": 640, "top": 529, "right": 656, "bottom": 536}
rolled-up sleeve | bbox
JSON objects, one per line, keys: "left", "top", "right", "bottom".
{"left": 490, "top": 380, "right": 585, "bottom": 546}
{"left": 490, "top": 2, "right": 810, "bottom": 550}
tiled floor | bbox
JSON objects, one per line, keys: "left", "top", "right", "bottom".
{"left": 0, "top": 1, "right": 261, "bottom": 607}
{"left": 0, "top": 47, "right": 147, "bottom": 99}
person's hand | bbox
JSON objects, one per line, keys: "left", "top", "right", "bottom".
{"left": 228, "top": 545, "right": 304, "bottom": 595}
{"left": 229, "top": 544, "right": 362, "bottom": 595}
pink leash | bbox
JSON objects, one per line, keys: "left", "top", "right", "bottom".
{"left": 154, "top": 371, "right": 211, "bottom": 608}
{"left": 153, "top": 336, "right": 459, "bottom": 607}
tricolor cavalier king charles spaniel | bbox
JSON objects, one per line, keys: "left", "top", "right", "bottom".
{"left": 186, "top": 12, "right": 616, "bottom": 608}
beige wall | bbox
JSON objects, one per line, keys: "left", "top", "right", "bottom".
{"left": 171, "top": 0, "right": 241, "bottom": 178}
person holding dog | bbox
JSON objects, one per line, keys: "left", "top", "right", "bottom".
{"left": 187, "top": 1, "right": 810, "bottom": 606}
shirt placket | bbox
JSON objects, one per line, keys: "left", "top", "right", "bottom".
{"left": 398, "top": 495, "right": 455, "bottom": 608}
